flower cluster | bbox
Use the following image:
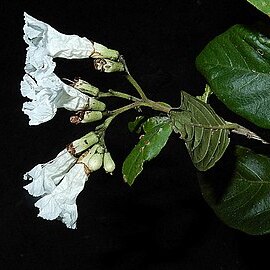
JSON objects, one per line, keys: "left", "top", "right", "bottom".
{"left": 21, "top": 13, "right": 119, "bottom": 125}
{"left": 21, "top": 14, "right": 117, "bottom": 228}
{"left": 24, "top": 132, "right": 115, "bottom": 229}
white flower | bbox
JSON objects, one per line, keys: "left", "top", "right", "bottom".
{"left": 24, "top": 13, "right": 95, "bottom": 60}
{"left": 24, "top": 148, "right": 77, "bottom": 197}
{"left": 21, "top": 13, "right": 117, "bottom": 125}
{"left": 34, "top": 163, "right": 88, "bottom": 229}
{"left": 23, "top": 13, "right": 119, "bottom": 73}
{"left": 21, "top": 73, "right": 95, "bottom": 125}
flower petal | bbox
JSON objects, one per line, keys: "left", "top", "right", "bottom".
{"left": 59, "top": 204, "right": 78, "bottom": 229}
{"left": 21, "top": 72, "right": 92, "bottom": 125}
{"left": 34, "top": 164, "right": 88, "bottom": 228}
{"left": 22, "top": 98, "right": 56, "bottom": 126}
{"left": 24, "top": 149, "right": 77, "bottom": 196}
{"left": 25, "top": 46, "right": 55, "bottom": 80}
{"left": 35, "top": 194, "right": 62, "bottom": 220}
{"left": 20, "top": 74, "right": 40, "bottom": 99}
{"left": 24, "top": 12, "right": 94, "bottom": 59}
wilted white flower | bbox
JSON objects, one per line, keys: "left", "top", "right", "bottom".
{"left": 21, "top": 73, "right": 97, "bottom": 125}
{"left": 21, "top": 13, "right": 116, "bottom": 125}
{"left": 34, "top": 163, "right": 88, "bottom": 229}
{"left": 23, "top": 12, "right": 119, "bottom": 64}
{"left": 24, "top": 148, "right": 77, "bottom": 197}
{"left": 24, "top": 13, "right": 94, "bottom": 61}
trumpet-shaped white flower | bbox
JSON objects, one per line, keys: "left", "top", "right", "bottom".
{"left": 24, "top": 149, "right": 77, "bottom": 197}
{"left": 24, "top": 13, "right": 95, "bottom": 61}
{"left": 21, "top": 73, "right": 96, "bottom": 125}
{"left": 34, "top": 163, "right": 88, "bottom": 229}
{"left": 23, "top": 13, "right": 119, "bottom": 73}
{"left": 21, "top": 13, "right": 115, "bottom": 125}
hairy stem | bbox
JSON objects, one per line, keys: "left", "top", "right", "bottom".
{"left": 126, "top": 74, "right": 148, "bottom": 100}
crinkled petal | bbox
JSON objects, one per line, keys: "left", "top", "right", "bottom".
{"left": 40, "top": 73, "right": 91, "bottom": 111}
{"left": 60, "top": 204, "right": 78, "bottom": 229}
{"left": 34, "top": 164, "right": 88, "bottom": 228}
{"left": 35, "top": 194, "right": 62, "bottom": 220}
{"left": 24, "top": 12, "right": 94, "bottom": 59}
{"left": 20, "top": 74, "right": 40, "bottom": 99}
{"left": 24, "top": 149, "right": 77, "bottom": 196}
{"left": 22, "top": 98, "right": 56, "bottom": 125}
{"left": 20, "top": 72, "right": 91, "bottom": 125}
{"left": 25, "top": 46, "right": 55, "bottom": 80}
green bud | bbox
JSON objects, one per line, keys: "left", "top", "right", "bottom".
{"left": 103, "top": 152, "right": 116, "bottom": 174}
{"left": 88, "top": 98, "right": 106, "bottom": 111}
{"left": 94, "top": 58, "right": 125, "bottom": 73}
{"left": 70, "top": 111, "right": 103, "bottom": 124}
{"left": 82, "top": 111, "right": 103, "bottom": 124}
{"left": 85, "top": 153, "right": 104, "bottom": 173}
{"left": 67, "top": 132, "right": 99, "bottom": 155}
{"left": 73, "top": 79, "right": 99, "bottom": 96}
{"left": 77, "top": 144, "right": 101, "bottom": 174}
{"left": 91, "top": 42, "right": 119, "bottom": 60}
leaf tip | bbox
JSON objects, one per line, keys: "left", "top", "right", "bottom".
{"left": 123, "top": 174, "right": 133, "bottom": 186}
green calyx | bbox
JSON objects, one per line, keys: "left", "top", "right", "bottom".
{"left": 67, "top": 132, "right": 99, "bottom": 155}
{"left": 82, "top": 111, "right": 103, "bottom": 123}
{"left": 73, "top": 79, "right": 99, "bottom": 96}
{"left": 92, "top": 42, "right": 119, "bottom": 60}
{"left": 89, "top": 98, "right": 106, "bottom": 111}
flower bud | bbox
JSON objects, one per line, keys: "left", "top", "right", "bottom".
{"left": 73, "top": 78, "right": 99, "bottom": 96}
{"left": 94, "top": 58, "right": 125, "bottom": 73}
{"left": 67, "top": 132, "right": 99, "bottom": 155}
{"left": 103, "top": 152, "right": 116, "bottom": 174}
{"left": 82, "top": 111, "right": 103, "bottom": 123}
{"left": 70, "top": 111, "right": 103, "bottom": 124}
{"left": 87, "top": 153, "right": 104, "bottom": 172}
{"left": 78, "top": 145, "right": 104, "bottom": 174}
{"left": 91, "top": 42, "right": 119, "bottom": 60}
{"left": 88, "top": 98, "right": 106, "bottom": 111}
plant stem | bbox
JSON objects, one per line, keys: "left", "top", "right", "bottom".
{"left": 97, "top": 69, "right": 171, "bottom": 132}
{"left": 98, "top": 89, "right": 140, "bottom": 102}
{"left": 126, "top": 74, "right": 148, "bottom": 100}
{"left": 107, "top": 99, "right": 171, "bottom": 117}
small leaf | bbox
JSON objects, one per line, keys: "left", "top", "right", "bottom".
{"left": 246, "top": 0, "right": 270, "bottom": 16}
{"left": 170, "top": 91, "right": 230, "bottom": 171}
{"left": 200, "top": 145, "right": 270, "bottom": 235}
{"left": 196, "top": 24, "right": 270, "bottom": 128}
{"left": 122, "top": 116, "right": 173, "bottom": 185}
{"left": 128, "top": 116, "right": 145, "bottom": 134}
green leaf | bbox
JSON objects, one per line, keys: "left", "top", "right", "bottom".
{"left": 196, "top": 24, "right": 270, "bottom": 128}
{"left": 128, "top": 116, "right": 145, "bottom": 134}
{"left": 170, "top": 91, "right": 230, "bottom": 171}
{"left": 200, "top": 145, "right": 270, "bottom": 235}
{"left": 122, "top": 116, "right": 173, "bottom": 185}
{"left": 246, "top": 0, "right": 270, "bottom": 16}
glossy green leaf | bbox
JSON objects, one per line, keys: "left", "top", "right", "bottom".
{"left": 200, "top": 145, "right": 270, "bottom": 235}
{"left": 246, "top": 0, "right": 270, "bottom": 16}
{"left": 196, "top": 24, "right": 270, "bottom": 128}
{"left": 170, "top": 91, "right": 230, "bottom": 171}
{"left": 122, "top": 116, "right": 172, "bottom": 186}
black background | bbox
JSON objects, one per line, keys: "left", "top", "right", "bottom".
{"left": 1, "top": 0, "right": 270, "bottom": 269}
